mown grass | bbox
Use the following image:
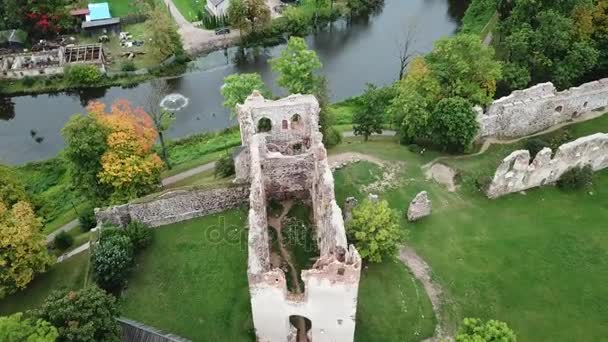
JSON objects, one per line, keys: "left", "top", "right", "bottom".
{"left": 460, "top": 0, "right": 498, "bottom": 36}
{"left": 91, "top": 0, "right": 142, "bottom": 17}
{"left": 172, "top": 0, "right": 207, "bottom": 22}
{"left": 328, "top": 113, "right": 608, "bottom": 341}
{"left": 0, "top": 251, "right": 90, "bottom": 315}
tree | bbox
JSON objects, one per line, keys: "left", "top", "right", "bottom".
{"left": 123, "top": 221, "right": 153, "bottom": 252}
{"left": 214, "top": 152, "right": 236, "bottom": 178}
{"left": 92, "top": 233, "right": 134, "bottom": 291}
{"left": 353, "top": 84, "right": 387, "bottom": 141}
{"left": 0, "top": 165, "right": 28, "bottom": 207}
{"left": 0, "top": 312, "right": 58, "bottom": 342}
{"left": 390, "top": 57, "right": 441, "bottom": 143}
{"left": 270, "top": 37, "right": 323, "bottom": 94}
{"left": 221, "top": 73, "right": 271, "bottom": 117}
{"left": 146, "top": 80, "right": 176, "bottom": 169}
{"left": 64, "top": 65, "right": 103, "bottom": 85}
{"left": 0, "top": 200, "right": 53, "bottom": 298}
{"left": 145, "top": 5, "right": 182, "bottom": 62}
{"left": 430, "top": 97, "right": 479, "bottom": 152}
{"left": 426, "top": 34, "right": 502, "bottom": 106}
{"left": 245, "top": 0, "right": 271, "bottom": 33}
{"left": 62, "top": 113, "right": 111, "bottom": 204}
{"left": 89, "top": 100, "right": 164, "bottom": 203}
{"left": 455, "top": 318, "right": 516, "bottom": 342}
{"left": 347, "top": 199, "right": 404, "bottom": 262}
{"left": 397, "top": 23, "right": 418, "bottom": 80}
{"left": 228, "top": 0, "right": 248, "bottom": 36}
{"left": 36, "top": 286, "right": 121, "bottom": 342}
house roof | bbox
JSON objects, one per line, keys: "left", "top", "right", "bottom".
{"left": 209, "top": 0, "right": 227, "bottom": 7}
{"left": 0, "top": 29, "right": 28, "bottom": 44}
{"left": 82, "top": 17, "right": 120, "bottom": 29}
{"left": 87, "top": 3, "right": 112, "bottom": 21}
{"left": 70, "top": 8, "right": 90, "bottom": 16}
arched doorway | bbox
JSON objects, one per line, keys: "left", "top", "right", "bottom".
{"left": 289, "top": 315, "right": 312, "bottom": 342}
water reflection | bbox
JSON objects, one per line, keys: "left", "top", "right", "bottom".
{"left": 0, "top": 0, "right": 462, "bottom": 164}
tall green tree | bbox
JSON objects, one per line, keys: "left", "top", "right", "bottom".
{"left": 270, "top": 37, "right": 323, "bottom": 94}
{"left": 221, "top": 73, "right": 271, "bottom": 117}
{"left": 0, "top": 165, "right": 28, "bottom": 207}
{"left": 245, "top": 0, "right": 271, "bottom": 33}
{"left": 228, "top": 0, "right": 248, "bottom": 36}
{"left": 0, "top": 312, "right": 58, "bottom": 342}
{"left": 145, "top": 5, "right": 183, "bottom": 62}
{"left": 347, "top": 199, "right": 404, "bottom": 262}
{"left": 426, "top": 34, "right": 502, "bottom": 106}
{"left": 91, "top": 234, "right": 134, "bottom": 292}
{"left": 430, "top": 97, "right": 479, "bottom": 152}
{"left": 146, "top": 80, "right": 176, "bottom": 169}
{"left": 36, "top": 287, "right": 121, "bottom": 342}
{"left": 62, "top": 114, "right": 110, "bottom": 204}
{"left": 353, "top": 84, "right": 389, "bottom": 141}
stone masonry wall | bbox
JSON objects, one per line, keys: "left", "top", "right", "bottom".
{"left": 486, "top": 133, "right": 608, "bottom": 198}
{"left": 95, "top": 186, "right": 249, "bottom": 228}
{"left": 478, "top": 78, "right": 608, "bottom": 138}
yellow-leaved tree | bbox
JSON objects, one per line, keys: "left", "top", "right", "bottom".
{"left": 0, "top": 200, "right": 53, "bottom": 298}
{"left": 88, "top": 100, "right": 164, "bottom": 203}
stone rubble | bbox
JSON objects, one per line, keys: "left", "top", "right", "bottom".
{"left": 407, "top": 191, "right": 432, "bottom": 222}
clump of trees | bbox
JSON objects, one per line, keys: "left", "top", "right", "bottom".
{"left": 0, "top": 312, "right": 58, "bottom": 341}
{"left": 64, "top": 65, "right": 103, "bottom": 86}
{"left": 391, "top": 34, "right": 501, "bottom": 151}
{"left": 352, "top": 84, "right": 396, "bottom": 141}
{"left": 35, "top": 286, "right": 122, "bottom": 342}
{"left": 228, "top": 0, "right": 271, "bottom": 35}
{"left": 347, "top": 199, "right": 404, "bottom": 262}
{"left": 497, "top": 0, "right": 607, "bottom": 91}
{"left": 62, "top": 100, "right": 164, "bottom": 205}
{"left": 144, "top": 4, "right": 183, "bottom": 62}
{"left": 221, "top": 73, "right": 272, "bottom": 117}
{"left": 454, "top": 317, "right": 516, "bottom": 342}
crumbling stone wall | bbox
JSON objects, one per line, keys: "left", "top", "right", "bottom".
{"left": 478, "top": 79, "right": 608, "bottom": 138}
{"left": 95, "top": 185, "right": 249, "bottom": 228}
{"left": 486, "top": 133, "right": 608, "bottom": 198}
{"left": 238, "top": 92, "right": 361, "bottom": 342}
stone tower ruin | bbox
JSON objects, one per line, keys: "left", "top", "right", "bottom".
{"left": 234, "top": 92, "right": 362, "bottom": 342}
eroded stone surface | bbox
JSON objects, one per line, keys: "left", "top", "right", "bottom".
{"left": 478, "top": 79, "right": 608, "bottom": 139}
{"left": 237, "top": 92, "right": 361, "bottom": 342}
{"left": 407, "top": 191, "right": 432, "bottom": 221}
{"left": 487, "top": 133, "right": 608, "bottom": 198}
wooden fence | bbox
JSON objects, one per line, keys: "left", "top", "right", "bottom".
{"left": 118, "top": 317, "right": 191, "bottom": 342}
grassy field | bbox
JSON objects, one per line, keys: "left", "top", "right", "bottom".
{"left": 329, "top": 113, "right": 608, "bottom": 341}
{"left": 0, "top": 252, "right": 90, "bottom": 315}
{"left": 173, "top": 0, "right": 206, "bottom": 22}
{"left": 91, "top": 0, "right": 142, "bottom": 18}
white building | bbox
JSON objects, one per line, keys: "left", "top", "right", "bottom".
{"left": 206, "top": 0, "right": 230, "bottom": 16}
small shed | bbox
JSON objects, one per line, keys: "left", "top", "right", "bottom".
{"left": 82, "top": 18, "right": 121, "bottom": 35}
{"left": 0, "top": 29, "right": 28, "bottom": 49}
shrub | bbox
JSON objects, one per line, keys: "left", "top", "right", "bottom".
{"left": 557, "top": 165, "right": 593, "bottom": 191}
{"left": 323, "top": 126, "right": 343, "bottom": 147}
{"left": 123, "top": 221, "right": 152, "bottom": 252}
{"left": 78, "top": 207, "right": 97, "bottom": 232}
{"left": 408, "top": 144, "right": 423, "bottom": 153}
{"left": 121, "top": 61, "right": 136, "bottom": 72}
{"left": 99, "top": 226, "right": 122, "bottom": 240}
{"left": 92, "top": 234, "right": 134, "bottom": 291}
{"left": 524, "top": 138, "right": 549, "bottom": 158}
{"left": 549, "top": 130, "right": 573, "bottom": 150}
{"left": 65, "top": 65, "right": 103, "bottom": 85}
{"left": 0, "top": 312, "right": 58, "bottom": 341}
{"left": 22, "top": 76, "right": 36, "bottom": 86}
{"left": 214, "top": 152, "right": 235, "bottom": 178}
{"left": 53, "top": 231, "right": 74, "bottom": 251}
{"left": 455, "top": 317, "right": 516, "bottom": 342}
{"left": 35, "top": 287, "right": 121, "bottom": 341}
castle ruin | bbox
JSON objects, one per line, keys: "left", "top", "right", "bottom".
{"left": 234, "top": 92, "right": 362, "bottom": 342}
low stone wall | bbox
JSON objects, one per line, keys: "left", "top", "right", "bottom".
{"left": 95, "top": 185, "right": 249, "bottom": 228}
{"left": 477, "top": 79, "right": 608, "bottom": 138}
{"left": 486, "top": 133, "right": 608, "bottom": 198}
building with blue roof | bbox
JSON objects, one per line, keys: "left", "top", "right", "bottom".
{"left": 82, "top": 2, "right": 121, "bottom": 35}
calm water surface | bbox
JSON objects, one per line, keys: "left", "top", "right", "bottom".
{"left": 0, "top": 0, "right": 464, "bottom": 164}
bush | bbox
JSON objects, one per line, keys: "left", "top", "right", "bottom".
{"left": 121, "top": 61, "right": 136, "bottom": 72}
{"left": 35, "top": 287, "right": 121, "bottom": 341}
{"left": 53, "top": 231, "right": 74, "bottom": 251}
{"left": 64, "top": 65, "right": 103, "bottom": 85}
{"left": 123, "top": 221, "right": 152, "bottom": 252}
{"left": 408, "top": 144, "right": 423, "bottom": 154}
{"left": 214, "top": 152, "right": 235, "bottom": 178}
{"left": 92, "top": 234, "right": 134, "bottom": 291}
{"left": 557, "top": 165, "right": 593, "bottom": 191}
{"left": 549, "top": 130, "right": 573, "bottom": 150}
{"left": 22, "top": 76, "right": 36, "bottom": 86}
{"left": 524, "top": 138, "right": 549, "bottom": 158}
{"left": 455, "top": 317, "right": 516, "bottom": 342}
{"left": 323, "top": 126, "right": 343, "bottom": 147}
{"left": 99, "top": 226, "right": 122, "bottom": 240}
{"left": 78, "top": 207, "right": 97, "bottom": 232}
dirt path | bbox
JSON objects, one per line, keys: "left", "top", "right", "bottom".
{"left": 398, "top": 246, "right": 449, "bottom": 342}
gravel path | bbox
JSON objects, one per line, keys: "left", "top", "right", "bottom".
{"left": 57, "top": 242, "right": 90, "bottom": 263}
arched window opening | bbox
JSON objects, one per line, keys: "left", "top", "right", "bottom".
{"left": 291, "top": 114, "right": 303, "bottom": 130}
{"left": 257, "top": 117, "right": 272, "bottom": 133}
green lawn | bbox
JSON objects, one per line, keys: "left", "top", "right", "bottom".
{"left": 172, "top": 0, "right": 206, "bottom": 22}
{"left": 0, "top": 252, "right": 90, "bottom": 315}
{"left": 328, "top": 114, "right": 608, "bottom": 341}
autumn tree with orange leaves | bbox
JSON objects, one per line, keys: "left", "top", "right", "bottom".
{"left": 63, "top": 100, "right": 164, "bottom": 205}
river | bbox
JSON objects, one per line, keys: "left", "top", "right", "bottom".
{"left": 0, "top": 0, "right": 465, "bottom": 165}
